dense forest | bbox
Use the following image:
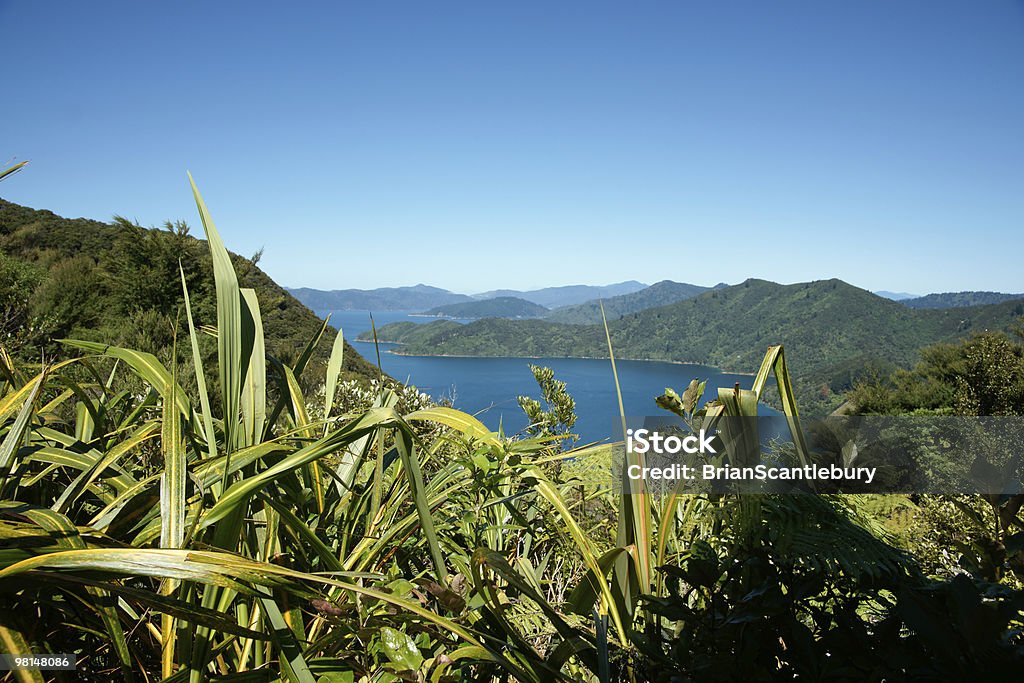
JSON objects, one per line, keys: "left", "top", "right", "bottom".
{"left": 901, "top": 291, "right": 1024, "bottom": 309}
{"left": 0, "top": 199, "right": 380, "bottom": 389}
{"left": 1, "top": 179, "right": 1023, "bottom": 682}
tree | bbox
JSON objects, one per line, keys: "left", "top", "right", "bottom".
{"left": 517, "top": 364, "right": 578, "bottom": 443}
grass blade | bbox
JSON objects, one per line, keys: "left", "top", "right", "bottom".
{"left": 0, "top": 373, "right": 43, "bottom": 487}
{"left": 180, "top": 262, "right": 218, "bottom": 462}
{"left": 0, "top": 616, "right": 44, "bottom": 683}
{"left": 600, "top": 301, "right": 651, "bottom": 602}
{"left": 323, "top": 326, "right": 345, "bottom": 430}
{"left": 240, "top": 288, "right": 267, "bottom": 447}
{"left": 394, "top": 428, "right": 447, "bottom": 579}
{"left": 188, "top": 173, "right": 244, "bottom": 463}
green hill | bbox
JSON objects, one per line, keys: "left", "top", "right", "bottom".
{"left": 373, "top": 278, "right": 1024, "bottom": 413}
{"left": 901, "top": 291, "right": 1024, "bottom": 309}
{"left": 544, "top": 279, "right": 714, "bottom": 324}
{"left": 359, "top": 319, "right": 464, "bottom": 345}
{"left": 0, "top": 198, "right": 379, "bottom": 384}
{"left": 422, "top": 296, "right": 548, "bottom": 319}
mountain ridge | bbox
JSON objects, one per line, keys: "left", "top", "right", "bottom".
{"left": 288, "top": 284, "right": 474, "bottom": 311}
{"left": 901, "top": 291, "right": 1024, "bottom": 309}
{"left": 288, "top": 280, "right": 651, "bottom": 312}
{"left": 472, "top": 280, "right": 648, "bottom": 308}
{"left": 544, "top": 279, "right": 717, "bottom": 324}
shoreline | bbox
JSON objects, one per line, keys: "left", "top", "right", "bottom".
{"left": 350, "top": 338, "right": 758, "bottom": 377}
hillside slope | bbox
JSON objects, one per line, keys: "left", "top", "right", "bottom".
{"left": 545, "top": 280, "right": 714, "bottom": 324}
{"left": 0, "top": 198, "right": 379, "bottom": 383}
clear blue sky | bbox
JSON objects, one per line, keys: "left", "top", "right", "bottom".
{"left": 2, "top": 1, "right": 1022, "bottom": 294}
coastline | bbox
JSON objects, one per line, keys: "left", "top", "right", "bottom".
{"left": 350, "top": 338, "right": 758, "bottom": 377}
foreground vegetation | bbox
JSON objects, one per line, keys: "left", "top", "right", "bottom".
{"left": 1, "top": 177, "right": 1023, "bottom": 681}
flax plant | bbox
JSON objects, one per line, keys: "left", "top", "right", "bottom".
{"left": 0, "top": 178, "right": 605, "bottom": 681}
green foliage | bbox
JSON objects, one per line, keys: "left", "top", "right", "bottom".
{"left": 849, "top": 331, "right": 1024, "bottom": 416}
{"left": 847, "top": 331, "right": 1024, "bottom": 590}
{"left": 28, "top": 254, "right": 105, "bottom": 340}
{"left": 358, "top": 319, "right": 462, "bottom": 345}
{"left": 644, "top": 518, "right": 1024, "bottom": 682}
{"left": 517, "top": 364, "right": 578, "bottom": 442}
{"left": 0, "top": 252, "right": 45, "bottom": 353}
{"left": 107, "top": 217, "right": 195, "bottom": 316}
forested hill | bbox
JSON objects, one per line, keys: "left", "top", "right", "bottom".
{"left": 423, "top": 296, "right": 548, "bottom": 319}
{"left": 902, "top": 291, "right": 1024, "bottom": 309}
{"left": 0, "top": 199, "right": 379, "bottom": 383}
{"left": 544, "top": 279, "right": 715, "bottom": 324}
{"left": 374, "top": 278, "right": 1024, "bottom": 412}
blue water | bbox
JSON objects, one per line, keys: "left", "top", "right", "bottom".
{"left": 321, "top": 310, "right": 777, "bottom": 443}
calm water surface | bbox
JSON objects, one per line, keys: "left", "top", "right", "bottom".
{"left": 321, "top": 310, "right": 777, "bottom": 443}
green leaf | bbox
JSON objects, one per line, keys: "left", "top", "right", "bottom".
{"left": 405, "top": 406, "right": 499, "bottom": 446}
{"left": 188, "top": 173, "right": 244, "bottom": 461}
{"left": 160, "top": 372, "right": 186, "bottom": 549}
{"left": 59, "top": 340, "right": 192, "bottom": 416}
{"left": 378, "top": 626, "right": 423, "bottom": 672}
{"left": 0, "top": 372, "right": 43, "bottom": 484}
{"left": 323, "top": 326, "right": 345, "bottom": 427}
{"left": 181, "top": 262, "right": 217, "bottom": 462}
{"left": 240, "top": 288, "right": 267, "bottom": 447}
{"left": 0, "top": 614, "right": 44, "bottom": 683}
{"left": 0, "top": 160, "right": 28, "bottom": 183}
{"left": 394, "top": 428, "right": 448, "bottom": 579}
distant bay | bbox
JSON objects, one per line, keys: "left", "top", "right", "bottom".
{"left": 319, "top": 309, "right": 778, "bottom": 443}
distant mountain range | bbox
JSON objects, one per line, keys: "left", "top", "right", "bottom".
{"left": 365, "top": 278, "right": 1024, "bottom": 414}
{"left": 473, "top": 281, "right": 647, "bottom": 308}
{"left": 874, "top": 291, "right": 919, "bottom": 301}
{"left": 422, "top": 297, "right": 549, "bottom": 319}
{"left": 288, "top": 281, "right": 649, "bottom": 312}
{"left": 287, "top": 284, "right": 473, "bottom": 311}
{"left": 291, "top": 280, "right": 1024, "bottom": 326}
